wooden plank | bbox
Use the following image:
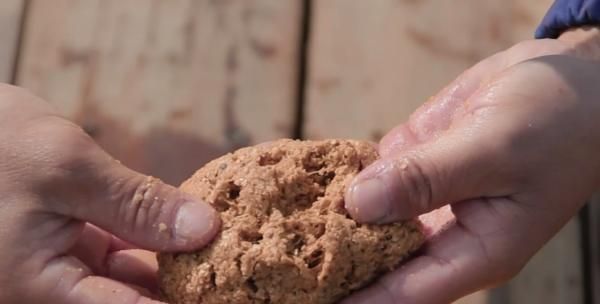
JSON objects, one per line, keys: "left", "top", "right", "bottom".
{"left": 305, "top": 0, "right": 553, "bottom": 141}
{"left": 0, "top": 0, "right": 25, "bottom": 83}
{"left": 305, "top": 1, "right": 583, "bottom": 304}
{"left": 455, "top": 291, "right": 488, "bottom": 304}
{"left": 16, "top": 0, "right": 302, "bottom": 185}
{"left": 589, "top": 194, "right": 600, "bottom": 303}
{"left": 499, "top": 219, "right": 583, "bottom": 304}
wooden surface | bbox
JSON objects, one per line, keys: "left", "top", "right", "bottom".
{"left": 589, "top": 195, "right": 600, "bottom": 303}
{"left": 16, "top": 0, "right": 302, "bottom": 185}
{"left": 455, "top": 291, "right": 488, "bottom": 304}
{"left": 0, "top": 0, "right": 24, "bottom": 83}
{"left": 1, "top": 1, "right": 591, "bottom": 303}
{"left": 305, "top": 1, "right": 583, "bottom": 303}
{"left": 304, "top": 0, "right": 553, "bottom": 140}
{"left": 497, "top": 219, "right": 584, "bottom": 304}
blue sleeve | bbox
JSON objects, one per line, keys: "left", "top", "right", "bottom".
{"left": 535, "top": 0, "right": 600, "bottom": 39}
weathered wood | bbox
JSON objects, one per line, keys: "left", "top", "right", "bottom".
{"left": 500, "top": 218, "right": 584, "bottom": 304}
{"left": 14, "top": 1, "right": 588, "bottom": 303}
{"left": 0, "top": 0, "right": 25, "bottom": 83}
{"left": 305, "top": 1, "right": 582, "bottom": 303}
{"left": 305, "top": 0, "right": 552, "bottom": 141}
{"left": 589, "top": 195, "right": 600, "bottom": 303}
{"left": 455, "top": 291, "right": 488, "bottom": 304}
{"left": 17, "top": 0, "right": 302, "bottom": 184}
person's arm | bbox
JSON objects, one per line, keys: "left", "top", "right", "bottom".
{"left": 341, "top": 5, "right": 600, "bottom": 304}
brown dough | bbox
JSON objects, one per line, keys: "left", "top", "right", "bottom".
{"left": 158, "top": 139, "right": 424, "bottom": 304}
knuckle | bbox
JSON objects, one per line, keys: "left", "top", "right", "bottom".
{"left": 45, "top": 256, "right": 92, "bottom": 299}
{"left": 115, "top": 175, "right": 178, "bottom": 235}
{"left": 393, "top": 155, "right": 437, "bottom": 214}
{"left": 45, "top": 122, "right": 97, "bottom": 169}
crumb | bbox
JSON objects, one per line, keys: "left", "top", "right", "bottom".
{"left": 158, "top": 223, "right": 168, "bottom": 233}
{"left": 400, "top": 159, "right": 409, "bottom": 170}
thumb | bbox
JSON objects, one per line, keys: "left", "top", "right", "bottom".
{"left": 345, "top": 126, "right": 514, "bottom": 223}
{"left": 87, "top": 165, "right": 221, "bottom": 252}
{"left": 50, "top": 136, "right": 221, "bottom": 252}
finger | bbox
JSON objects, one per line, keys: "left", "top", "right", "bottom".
{"left": 106, "top": 250, "right": 159, "bottom": 293}
{"left": 85, "top": 162, "right": 220, "bottom": 252}
{"left": 378, "top": 39, "right": 570, "bottom": 158}
{"left": 379, "top": 52, "right": 505, "bottom": 158}
{"left": 342, "top": 197, "right": 540, "bottom": 304}
{"left": 70, "top": 224, "right": 136, "bottom": 275}
{"left": 38, "top": 255, "right": 165, "bottom": 304}
{"left": 346, "top": 120, "right": 516, "bottom": 223}
{"left": 67, "top": 276, "right": 163, "bottom": 304}
{"left": 42, "top": 128, "right": 221, "bottom": 252}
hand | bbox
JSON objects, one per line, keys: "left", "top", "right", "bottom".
{"left": 343, "top": 27, "right": 600, "bottom": 303}
{"left": 0, "top": 85, "right": 220, "bottom": 303}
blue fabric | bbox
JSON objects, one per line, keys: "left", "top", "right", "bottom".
{"left": 536, "top": 0, "right": 600, "bottom": 39}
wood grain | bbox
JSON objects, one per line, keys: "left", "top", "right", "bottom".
{"left": 13, "top": 1, "right": 588, "bottom": 303}
{"left": 0, "top": 0, "right": 25, "bottom": 83}
{"left": 500, "top": 218, "right": 584, "bottom": 304}
{"left": 304, "top": 0, "right": 552, "bottom": 141}
{"left": 305, "top": 1, "right": 583, "bottom": 303}
{"left": 17, "top": 0, "right": 302, "bottom": 184}
{"left": 588, "top": 195, "right": 600, "bottom": 303}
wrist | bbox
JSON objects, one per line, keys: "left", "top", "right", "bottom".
{"left": 558, "top": 26, "right": 600, "bottom": 61}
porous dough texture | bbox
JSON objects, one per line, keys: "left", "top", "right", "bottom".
{"left": 158, "top": 139, "right": 424, "bottom": 304}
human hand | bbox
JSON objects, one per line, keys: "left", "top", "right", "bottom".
{"left": 343, "top": 27, "right": 600, "bottom": 303}
{"left": 0, "top": 85, "right": 220, "bottom": 303}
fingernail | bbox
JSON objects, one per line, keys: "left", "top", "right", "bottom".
{"left": 174, "top": 200, "right": 220, "bottom": 246}
{"left": 346, "top": 177, "right": 392, "bottom": 223}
